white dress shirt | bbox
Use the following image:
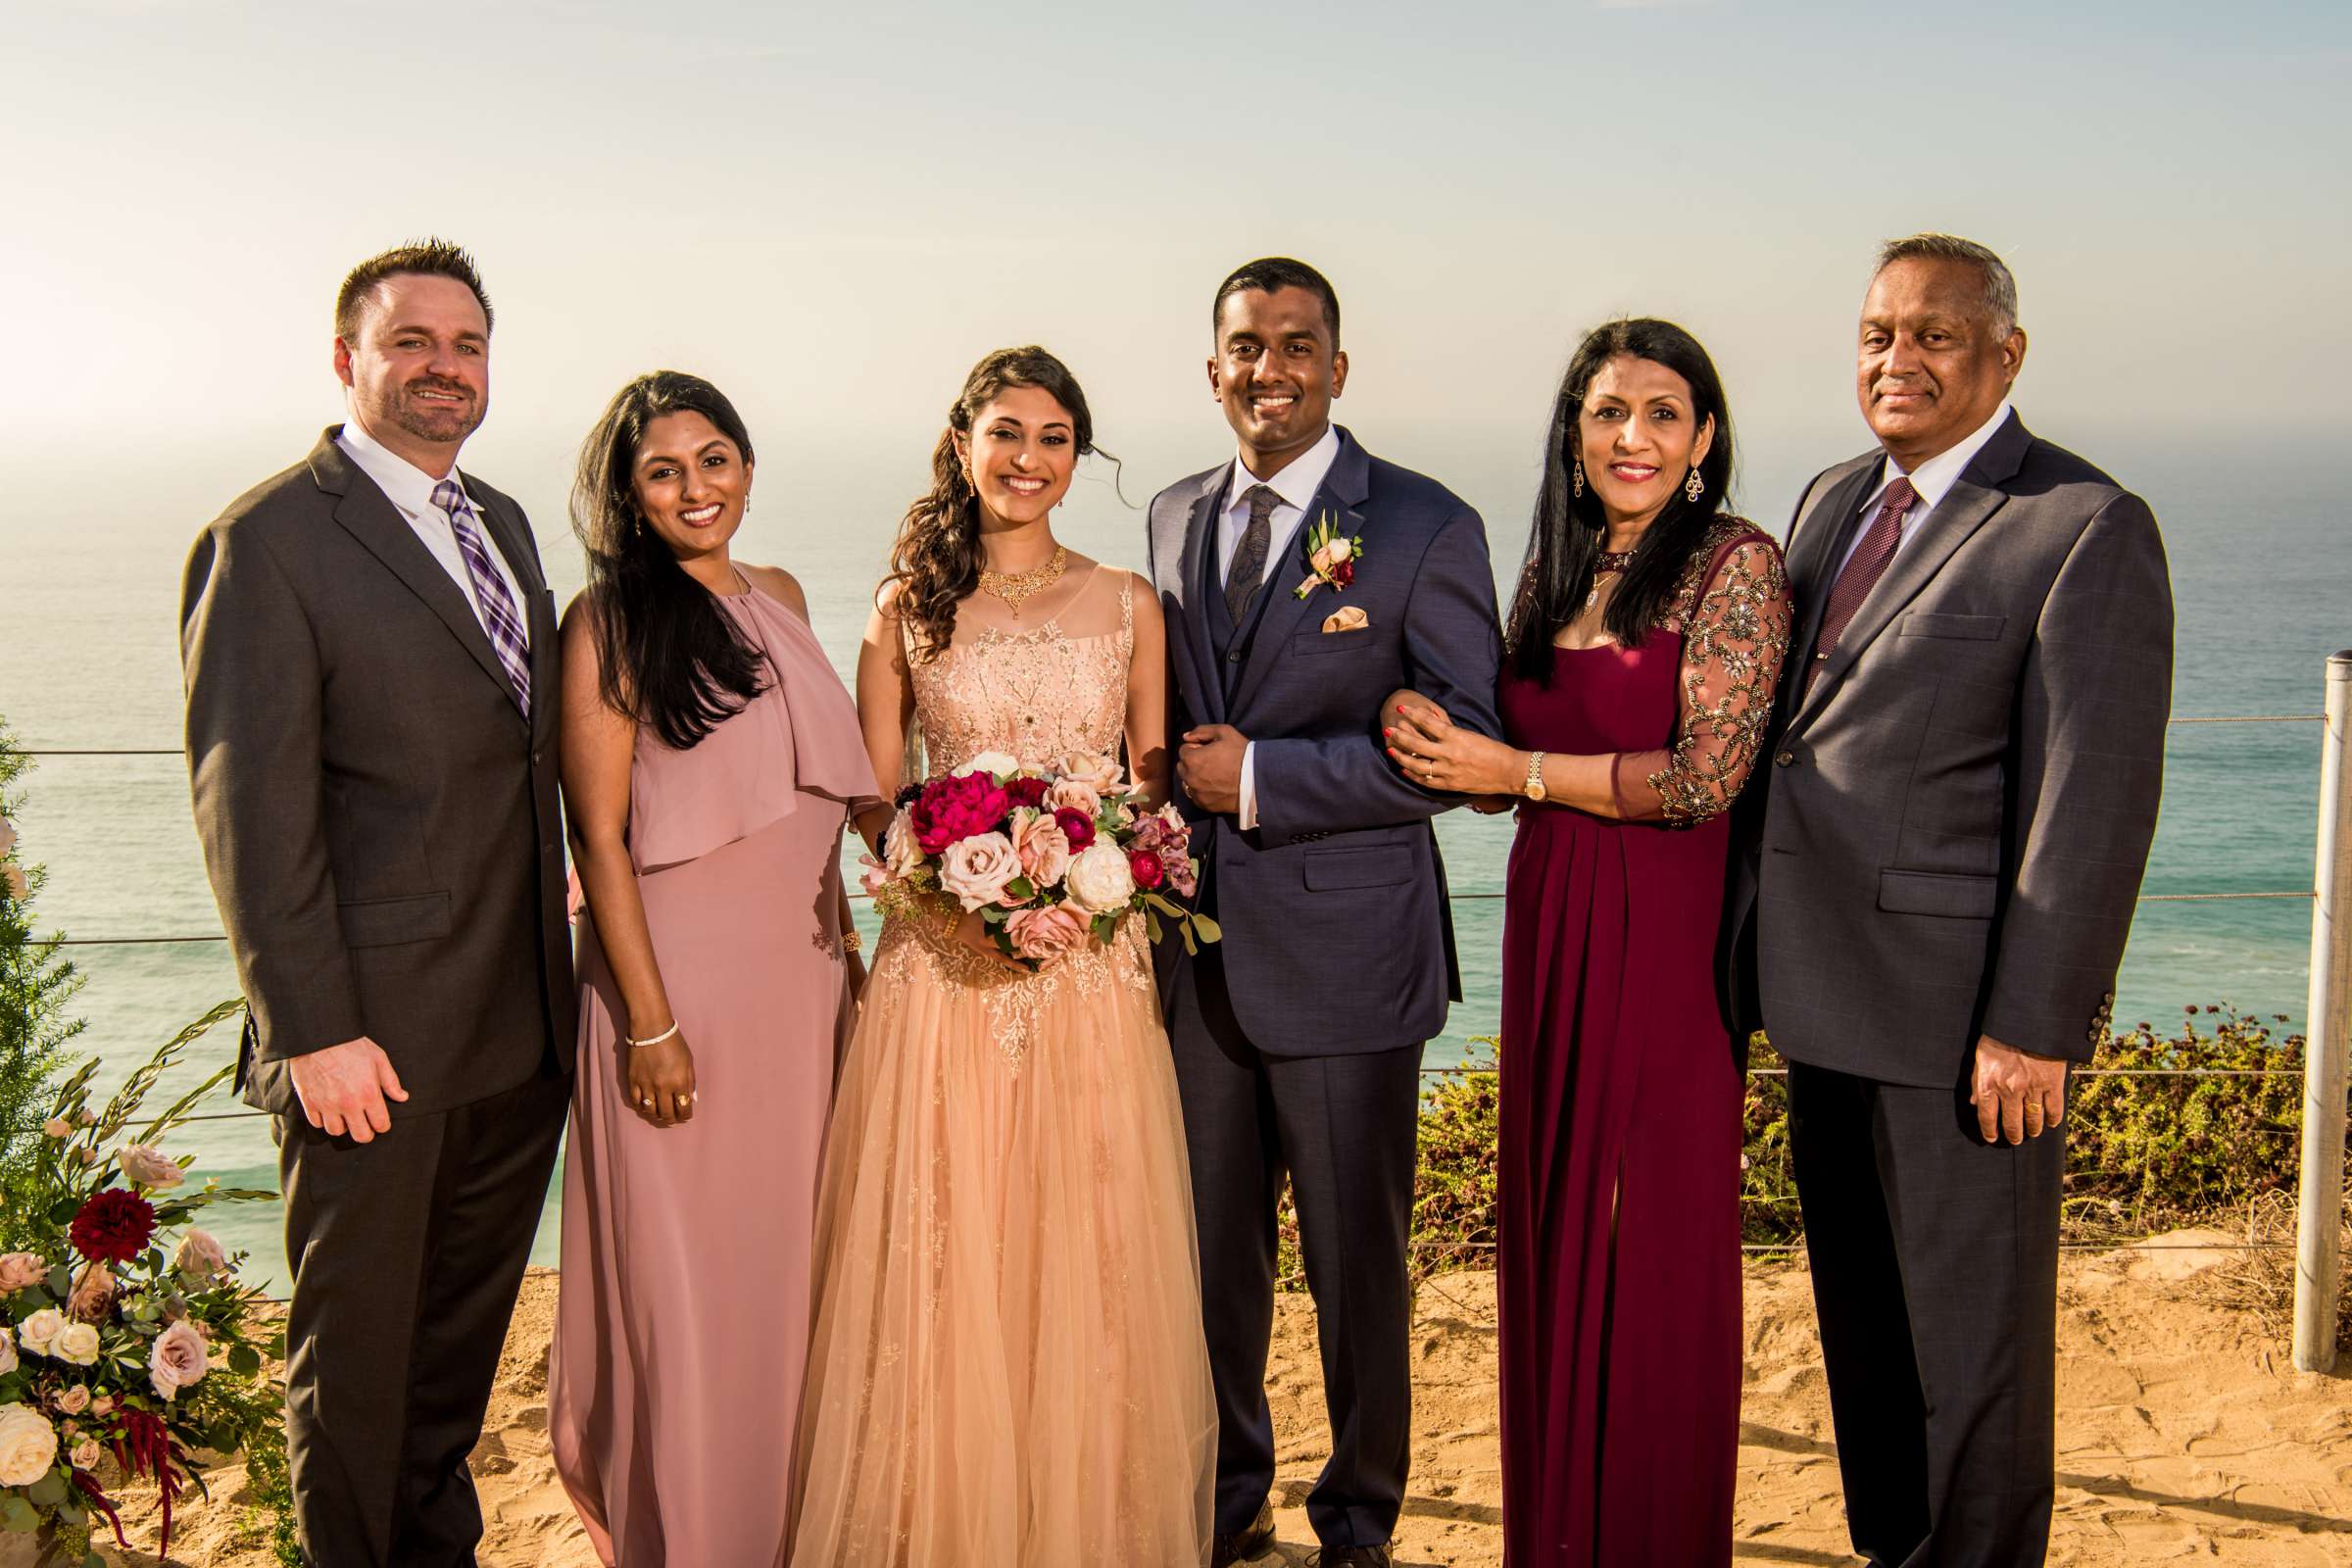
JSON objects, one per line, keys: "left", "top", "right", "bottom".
{"left": 336, "top": 418, "right": 529, "bottom": 649}
{"left": 1836, "top": 401, "right": 2014, "bottom": 577}
{"left": 1218, "top": 425, "right": 1343, "bottom": 830}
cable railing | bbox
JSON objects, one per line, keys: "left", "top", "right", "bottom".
{"left": 11, "top": 674, "right": 2350, "bottom": 1360}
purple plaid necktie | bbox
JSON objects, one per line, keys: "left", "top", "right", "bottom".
{"left": 1805, "top": 475, "right": 1919, "bottom": 696}
{"left": 431, "top": 479, "right": 531, "bottom": 716}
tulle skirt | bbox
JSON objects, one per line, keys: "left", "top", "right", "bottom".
{"left": 790, "top": 917, "right": 1216, "bottom": 1567}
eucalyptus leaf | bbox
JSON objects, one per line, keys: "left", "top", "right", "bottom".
{"left": 26, "top": 1470, "right": 65, "bottom": 1506}
{"left": 45, "top": 1264, "right": 70, "bottom": 1296}
{"left": 1190, "top": 912, "right": 1223, "bottom": 943}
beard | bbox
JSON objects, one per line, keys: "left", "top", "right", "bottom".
{"left": 378, "top": 377, "right": 484, "bottom": 446}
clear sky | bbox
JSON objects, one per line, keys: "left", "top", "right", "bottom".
{"left": 5, "top": 0, "right": 2346, "bottom": 529}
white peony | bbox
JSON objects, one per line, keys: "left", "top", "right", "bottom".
{"left": 0, "top": 1403, "right": 58, "bottom": 1487}
{"left": 959, "top": 751, "right": 1021, "bottom": 779}
{"left": 1062, "top": 842, "right": 1138, "bottom": 916}
{"left": 53, "top": 1322, "right": 99, "bottom": 1366}
{"left": 18, "top": 1307, "right": 66, "bottom": 1357}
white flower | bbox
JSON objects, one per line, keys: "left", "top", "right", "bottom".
{"left": 880, "top": 806, "right": 926, "bottom": 879}
{"left": 18, "top": 1307, "right": 67, "bottom": 1357}
{"left": 959, "top": 751, "right": 1021, "bottom": 779}
{"left": 1327, "top": 536, "right": 1352, "bottom": 562}
{"left": 0, "top": 1403, "right": 58, "bottom": 1488}
{"left": 0, "top": 1327, "right": 16, "bottom": 1376}
{"left": 53, "top": 1322, "right": 99, "bottom": 1367}
{"left": 148, "top": 1320, "right": 208, "bottom": 1401}
{"left": 117, "top": 1144, "right": 185, "bottom": 1190}
{"left": 1062, "top": 842, "right": 1138, "bottom": 916}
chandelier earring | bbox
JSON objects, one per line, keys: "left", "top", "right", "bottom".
{"left": 1685, "top": 464, "right": 1705, "bottom": 503}
{"left": 1572, "top": 457, "right": 1585, "bottom": 500}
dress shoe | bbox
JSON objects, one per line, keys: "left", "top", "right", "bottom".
{"left": 1210, "top": 1498, "right": 1276, "bottom": 1567}
{"left": 1307, "top": 1545, "right": 1394, "bottom": 1567}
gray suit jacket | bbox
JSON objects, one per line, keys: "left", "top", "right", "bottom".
{"left": 1726, "top": 411, "right": 2174, "bottom": 1085}
{"left": 1147, "top": 427, "right": 1503, "bottom": 1054}
{"left": 181, "top": 427, "right": 574, "bottom": 1116}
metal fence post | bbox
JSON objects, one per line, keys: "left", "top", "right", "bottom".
{"left": 2294, "top": 651, "right": 2352, "bottom": 1372}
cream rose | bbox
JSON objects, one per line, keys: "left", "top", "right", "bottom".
{"left": 0, "top": 1403, "right": 58, "bottom": 1487}
{"left": 53, "top": 1385, "right": 89, "bottom": 1416}
{"left": 148, "top": 1320, "right": 208, "bottom": 1402}
{"left": 959, "top": 751, "right": 1021, "bottom": 779}
{"left": 117, "top": 1144, "right": 184, "bottom": 1190}
{"left": 69, "top": 1438, "right": 102, "bottom": 1473}
{"left": 1004, "top": 903, "right": 1091, "bottom": 963}
{"left": 0, "top": 1252, "right": 45, "bottom": 1292}
{"left": 880, "top": 806, "right": 926, "bottom": 878}
{"left": 173, "top": 1229, "right": 229, "bottom": 1281}
{"left": 937, "top": 832, "right": 1020, "bottom": 911}
{"left": 54, "top": 1322, "right": 99, "bottom": 1367}
{"left": 1051, "top": 750, "right": 1123, "bottom": 794}
{"left": 1063, "top": 842, "right": 1138, "bottom": 916}
{"left": 1043, "top": 778, "right": 1102, "bottom": 819}
{"left": 1009, "top": 808, "right": 1073, "bottom": 890}
{"left": 88, "top": 1395, "right": 112, "bottom": 1418}
{"left": 18, "top": 1307, "right": 66, "bottom": 1357}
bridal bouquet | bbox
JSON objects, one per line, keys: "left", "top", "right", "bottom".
{"left": 0, "top": 1003, "right": 281, "bottom": 1566}
{"left": 862, "top": 750, "right": 1220, "bottom": 968}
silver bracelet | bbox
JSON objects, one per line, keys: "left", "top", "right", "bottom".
{"left": 625, "top": 1020, "right": 680, "bottom": 1048}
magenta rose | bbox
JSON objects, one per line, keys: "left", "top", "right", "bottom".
{"left": 1004, "top": 903, "right": 1090, "bottom": 963}
{"left": 1004, "top": 775, "right": 1051, "bottom": 810}
{"left": 911, "top": 771, "right": 1011, "bottom": 855}
{"left": 1054, "top": 807, "right": 1096, "bottom": 853}
{"left": 1128, "top": 849, "right": 1165, "bottom": 890}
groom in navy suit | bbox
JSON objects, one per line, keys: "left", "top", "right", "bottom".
{"left": 1149, "top": 258, "right": 1502, "bottom": 1568}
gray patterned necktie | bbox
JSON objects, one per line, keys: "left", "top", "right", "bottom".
{"left": 1224, "top": 483, "right": 1279, "bottom": 626}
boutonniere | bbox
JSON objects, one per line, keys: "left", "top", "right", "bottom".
{"left": 1292, "top": 512, "right": 1363, "bottom": 600}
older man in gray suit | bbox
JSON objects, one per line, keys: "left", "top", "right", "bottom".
{"left": 1729, "top": 234, "right": 2174, "bottom": 1567}
{"left": 182, "top": 240, "right": 571, "bottom": 1567}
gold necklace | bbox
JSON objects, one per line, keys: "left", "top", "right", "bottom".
{"left": 978, "top": 545, "right": 1069, "bottom": 616}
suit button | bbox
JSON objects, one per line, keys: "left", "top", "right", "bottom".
{"left": 531, "top": 750, "right": 544, "bottom": 765}
{"left": 1775, "top": 751, "right": 1795, "bottom": 767}
{"left": 1227, "top": 650, "right": 1243, "bottom": 663}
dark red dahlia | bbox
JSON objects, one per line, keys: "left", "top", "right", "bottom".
{"left": 71, "top": 1188, "right": 156, "bottom": 1265}
{"left": 1054, "top": 808, "right": 1096, "bottom": 852}
{"left": 1128, "top": 849, "right": 1165, "bottom": 890}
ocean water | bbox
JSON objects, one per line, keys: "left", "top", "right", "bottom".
{"left": 1, "top": 424, "right": 2335, "bottom": 1291}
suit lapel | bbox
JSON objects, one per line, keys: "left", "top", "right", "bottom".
{"left": 1174, "top": 468, "right": 1228, "bottom": 725}
{"left": 1787, "top": 459, "right": 1884, "bottom": 665}
{"left": 1228, "top": 429, "right": 1370, "bottom": 716}
{"left": 311, "top": 431, "right": 522, "bottom": 716}
{"left": 1788, "top": 413, "right": 2032, "bottom": 735}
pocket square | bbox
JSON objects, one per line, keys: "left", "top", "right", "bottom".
{"left": 1321, "top": 606, "right": 1369, "bottom": 633}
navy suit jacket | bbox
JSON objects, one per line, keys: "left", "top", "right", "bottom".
{"left": 1147, "top": 426, "right": 1503, "bottom": 1055}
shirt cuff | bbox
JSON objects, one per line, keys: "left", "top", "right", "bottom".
{"left": 1239, "top": 741, "right": 1259, "bottom": 831}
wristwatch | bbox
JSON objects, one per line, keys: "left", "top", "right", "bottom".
{"left": 1522, "top": 750, "right": 1547, "bottom": 802}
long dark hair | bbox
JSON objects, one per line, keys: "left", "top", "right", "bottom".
{"left": 571, "top": 370, "right": 769, "bottom": 750}
{"left": 884, "top": 346, "right": 1107, "bottom": 662}
{"left": 1506, "top": 318, "right": 1738, "bottom": 684}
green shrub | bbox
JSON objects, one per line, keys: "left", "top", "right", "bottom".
{"left": 0, "top": 717, "right": 85, "bottom": 1250}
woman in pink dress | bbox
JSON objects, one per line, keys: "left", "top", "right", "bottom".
{"left": 549, "top": 371, "right": 881, "bottom": 1566}
{"left": 1383, "top": 320, "right": 1791, "bottom": 1565}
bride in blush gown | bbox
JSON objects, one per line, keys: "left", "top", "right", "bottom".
{"left": 790, "top": 347, "right": 1216, "bottom": 1567}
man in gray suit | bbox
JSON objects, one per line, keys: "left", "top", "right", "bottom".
{"left": 1729, "top": 234, "right": 2174, "bottom": 1566}
{"left": 1150, "top": 258, "right": 1502, "bottom": 1568}
{"left": 182, "top": 240, "right": 571, "bottom": 1567}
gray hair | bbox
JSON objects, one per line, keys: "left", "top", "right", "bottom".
{"left": 1874, "top": 233, "right": 2019, "bottom": 338}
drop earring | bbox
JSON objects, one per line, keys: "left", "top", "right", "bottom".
{"left": 1573, "top": 457, "right": 1585, "bottom": 500}
{"left": 1685, "top": 465, "right": 1705, "bottom": 503}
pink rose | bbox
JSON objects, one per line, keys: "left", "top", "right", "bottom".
{"left": 147, "top": 1319, "right": 208, "bottom": 1402}
{"left": 53, "top": 1385, "right": 89, "bottom": 1416}
{"left": 1009, "top": 809, "right": 1073, "bottom": 890}
{"left": 0, "top": 1253, "right": 47, "bottom": 1293}
{"left": 117, "top": 1144, "right": 184, "bottom": 1190}
{"left": 1044, "top": 777, "right": 1102, "bottom": 820}
{"left": 66, "top": 1264, "right": 114, "bottom": 1324}
{"left": 1004, "top": 903, "right": 1091, "bottom": 963}
{"left": 938, "top": 832, "right": 1020, "bottom": 911}
{"left": 1050, "top": 751, "right": 1123, "bottom": 794}
{"left": 173, "top": 1229, "right": 229, "bottom": 1281}
{"left": 88, "top": 1396, "right": 112, "bottom": 1418}
{"left": 70, "top": 1438, "right": 102, "bottom": 1473}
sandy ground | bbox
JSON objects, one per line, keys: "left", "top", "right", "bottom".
{"left": 67, "top": 1235, "right": 2352, "bottom": 1566}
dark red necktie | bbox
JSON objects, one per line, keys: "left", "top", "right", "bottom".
{"left": 1805, "top": 476, "right": 1918, "bottom": 695}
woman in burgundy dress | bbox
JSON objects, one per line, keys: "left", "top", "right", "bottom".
{"left": 1385, "top": 318, "right": 1790, "bottom": 1565}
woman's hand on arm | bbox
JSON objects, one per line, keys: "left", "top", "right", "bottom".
{"left": 1383, "top": 688, "right": 1622, "bottom": 815}
{"left": 560, "top": 596, "right": 696, "bottom": 1127}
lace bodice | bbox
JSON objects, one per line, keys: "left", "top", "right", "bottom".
{"left": 906, "top": 573, "right": 1135, "bottom": 778}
